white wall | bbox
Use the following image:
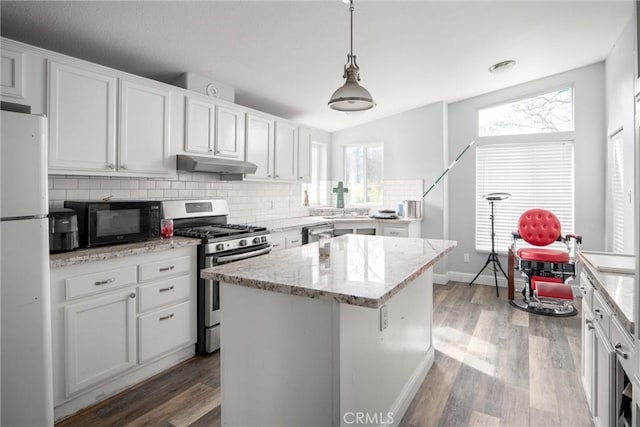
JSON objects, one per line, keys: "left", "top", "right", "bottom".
{"left": 330, "top": 102, "right": 448, "bottom": 244}
{"left": 447, "top": 63, "right": 607, "bottom": 278}
{"left": 605, "top": 16, "right": 636, "bottom": 253}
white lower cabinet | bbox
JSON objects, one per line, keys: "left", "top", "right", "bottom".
{"left": 270, "top": 229, "right": 303, "bottom": 251}
{"left": 50, "top": 246, "right": 196, "bottom": 421}
{"left": 380, "top": 221, "right": 421, "bottom": 238}
{"left": 138, "top": 300, "right": 193, "bottom": 363}
{"left": 580, "top": 271, "right": 636, "bottom": 427}
{"left": 65, "top": 289, "right": 137, "bottom": 395}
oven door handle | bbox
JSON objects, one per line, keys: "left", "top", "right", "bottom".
{"left": 212, "top": 247, "right": 272, "bottom": 263}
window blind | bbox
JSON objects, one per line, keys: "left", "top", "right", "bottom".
{"left": 475, "top": 141, "right": 575, "bottom": 253}
{"left": 609, "top": 132, "right": 625, "bottom": 252}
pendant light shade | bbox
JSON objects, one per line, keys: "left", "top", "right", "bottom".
{"left": 328, "top": 0, "right": 375, "bottom": 112}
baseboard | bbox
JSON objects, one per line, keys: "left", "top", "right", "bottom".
{"left": 433, "top": 272, "right": 449, "bottom": 285}
{"left": 387, "top": 345, "right": 435, "bottom": 427}
{"left": 446, "top": 271, "right": 525, "bottom": 288}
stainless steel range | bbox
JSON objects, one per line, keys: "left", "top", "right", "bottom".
{"left": 162, "top": 200, "right": 270, "bottom": 354}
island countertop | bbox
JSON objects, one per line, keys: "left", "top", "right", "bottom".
{"left": 201, "top": 234, "right": 456, "bottom": 308}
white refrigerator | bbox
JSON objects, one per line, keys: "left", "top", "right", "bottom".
{"left": 1, "top": 110, "right": 54, "bottom": 426}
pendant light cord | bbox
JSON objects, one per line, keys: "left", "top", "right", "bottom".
{"left": 350, "top": 0, "right": 354, "bottom": 58}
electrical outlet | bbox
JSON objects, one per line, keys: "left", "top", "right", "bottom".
{"left": 464, "top": 253, "right": 470, "bottom": 263}
{"left": 380, "top": 305, "right": 388, "bottom": 331}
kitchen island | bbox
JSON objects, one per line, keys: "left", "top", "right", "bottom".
{"left": 201, "top": 234, "right": 456, "bottom": 426}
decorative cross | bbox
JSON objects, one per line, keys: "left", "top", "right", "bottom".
{"left": 332, "top": 181, "right": 349, "bottom": 208}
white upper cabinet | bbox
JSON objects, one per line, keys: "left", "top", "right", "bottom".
{"left": 48, "top": 61, "right": 117, "bottom": 172}
{"left": 297, "top": 127, "right": 312, "bottom": 182}
{"left": 185, "top": 96, "right": 215, "bottom": 154}
{"left": 215, "top": 103, "right": 245, "bottom": 159}
{"left": 119, "top": 79, "right": 170, "bottom": 175}
{"left": 246, "top": 113, "right": 275, "bottom": 179}
{"left": 48, "top": 60, "right": 172, "bottom": 176}
{"left": 1, "top": 47, "right": 24, "bottom": 98}
{"left": 274, "top": 121, "right": 298, "bottom": 181}
{"left": 184, "top": 94, "right": 245, "bottom": 160}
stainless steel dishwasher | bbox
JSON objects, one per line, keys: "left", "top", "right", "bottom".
{"left": 302, "top": 222, "right": 334, "bottom": 244}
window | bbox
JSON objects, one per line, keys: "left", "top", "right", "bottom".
{"left": 343, "top": 145, "right": 383, "bottom": 205}
{"left": 478, "top": 88, "right": 574, "bottom": 137}
{"left": 305, "top": 142, "right": 328, "bottom": 205}
{"left": 475, "top": 141, "right": 574, "bottom": 252}
{"left": 607, "top": 130, "right": 626, "bottom": 252}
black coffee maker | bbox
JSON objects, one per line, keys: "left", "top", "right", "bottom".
{"left": 49, "top": 208, "right": 79, "bottom": 253}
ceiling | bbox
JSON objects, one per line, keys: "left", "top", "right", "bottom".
{"left": 0, "top": 1, "right": 634, "bottom": 132}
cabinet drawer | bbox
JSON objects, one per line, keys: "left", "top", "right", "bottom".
{"left": 271, "top": 237, "right": 285, "bottom": 251}
{"left": 611, "top": 315, "right": 634, "bottom": 370}
{"left": 66, "top": 265, "right": 137, "bottom": 300}
{"left": 138, "top": 256, "right": 191, "bottom": 282}
{"left": 138, "top": 274, "right": 192, "bottom": 313}
{"left": 138, "top": 301, "right": 194, "bottom": 363}
{"left": 383, "top": 227, "right": 408, "bottom": 237}
{"left": 592, "top": 290, "right": 612, "bottom": 339}
{"left": 285, "top": 235, "right": 302, "bottom": 248}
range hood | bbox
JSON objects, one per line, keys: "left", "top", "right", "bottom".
{"left": 177, "top": 155, "right": 257, "bottom": 180}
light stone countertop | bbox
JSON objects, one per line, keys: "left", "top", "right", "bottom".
{"left": 201, "top": 234, "right": 456, "bottom": 308}
{"left": 49, "top": 236, "right": 201, "bottom": 268}
{"left": 579, "top": 251, "right": 636, "bottom": 334}
{"left": 256, "top": 215, "right": 422, "bottom": 233}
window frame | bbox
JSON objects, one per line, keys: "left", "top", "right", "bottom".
{"left": 476, "top": 84, "right": 575, "bottom": 138}
{"left": 474, "top": 85, "right": 577, "bottom": 254}
{"left": 306, "top": 141, "right": 328, "bottom": 206}
{"left": 342, "top": 142, "right": 384, "bottom": 206}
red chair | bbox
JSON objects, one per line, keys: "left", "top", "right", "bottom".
{"left": 510, "top": 208, "right": 582, "bottom": 316}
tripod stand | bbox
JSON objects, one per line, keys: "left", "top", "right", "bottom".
{"left": 469, "top": 193, "right": 510, "bottom": 296}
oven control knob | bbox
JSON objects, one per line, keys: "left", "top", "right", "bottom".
{"left": 216, "top": 243, "right": 225, "bottom": 251}
{"left": 239, "top": 239, "right": 247, "bottom": 247}
{"left": 253, "top": 237, "right": 261, "bottom": 244}
{"left": 261, "top": 236, "right": 267, "bottom": 242}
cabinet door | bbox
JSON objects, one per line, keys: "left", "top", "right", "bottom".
{"left": 49, "top": 61, "right": 116, "bottom": 171}
{"left": 581, "top": 301, "right": 595, "bottom": 411}
{"left": 593, "top": 324, "right": 615, "bottom": 427}
{"left": 246, "top": 113, "right": 275, "bottom": 179}
{"left": 1, "top": 48, "right": 23, "bottom": 98}
{"left": 297, "top": 127, "right": 312, "bottom": 182}
{"left": 119, "top": 80, "right": 170, "bottom": 174}
{"left": 215, "top": 103, "right": 245, "bottom": 159}
{"left": 138, "top": 300, "right": 194, "bottom": 363}
{"left": 185, "top": 96, "right": 215, "bottom": 154}
{"left": 65, "top": 289, "right": 137, "bottom": 396}
{"left": 274, "top": 121, "right": 297, "bottom": 181}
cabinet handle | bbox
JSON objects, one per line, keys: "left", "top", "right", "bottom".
{"left": 579, "top": 286, "right": 586, "bottom": 293}
{"left": 159, "top": 266, "right": 175, "bottom": 272}
{"left": 159, "top": 313, "right": 174, "bottom": 321}
{"left": 594, "top": 308, "right": 603, "bottom": 319}
{"left": 274, "top": 174, "right": 280, "bottom": 178}
{"left": 159, "top": 286, "right": 175, "bottom": 292}
{"left": 121, "top": 164, "right": 128, "bottom": 170}
{"left": 129, "top": 293, "right": 136, "bottom": 299}
{"left": 614, "top": 342, "right": 629, "bottom": 359}
{"left": 94, "top": 278, "right": 115, "bottom": 286}
{"left": 585, "top": 319, "right": 595, "bottom": 330}
{"left": 208, "top": 148, "right": 214, "bottom": 152}
{"left": 267, "top": 174, "right": 272, "bottom": 178}
{"left": 298, "top": 176, "right": 303, "bottom": 180}
{"left": 107, "top": 164, "right": 116, "bottom": 170}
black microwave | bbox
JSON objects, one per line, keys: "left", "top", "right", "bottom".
{"left": 64, "top": 201, "right": 161, "bottom": 248}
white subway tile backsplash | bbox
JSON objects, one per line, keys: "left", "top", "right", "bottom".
{"left": 53, "top": 178, "right": 78, "bottom": 189}
{"left": 66, "top": 189, "right": 90, "bottom": 200}
{"left": 49, "top": 174, "right": 310, "bottom": 223}
{"left": 120, "top": 180, "right": 139, "bottom": 189}
{"left": 78, "top": 179, "right": 101, "bottom": 189}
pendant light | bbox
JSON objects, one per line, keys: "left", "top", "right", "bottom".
{"left": 328, "top": 0, "right": 375, "bottom": 112}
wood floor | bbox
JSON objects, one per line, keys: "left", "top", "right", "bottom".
{"left": 58, "top": 282, "right": 592, "bottom": 427}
